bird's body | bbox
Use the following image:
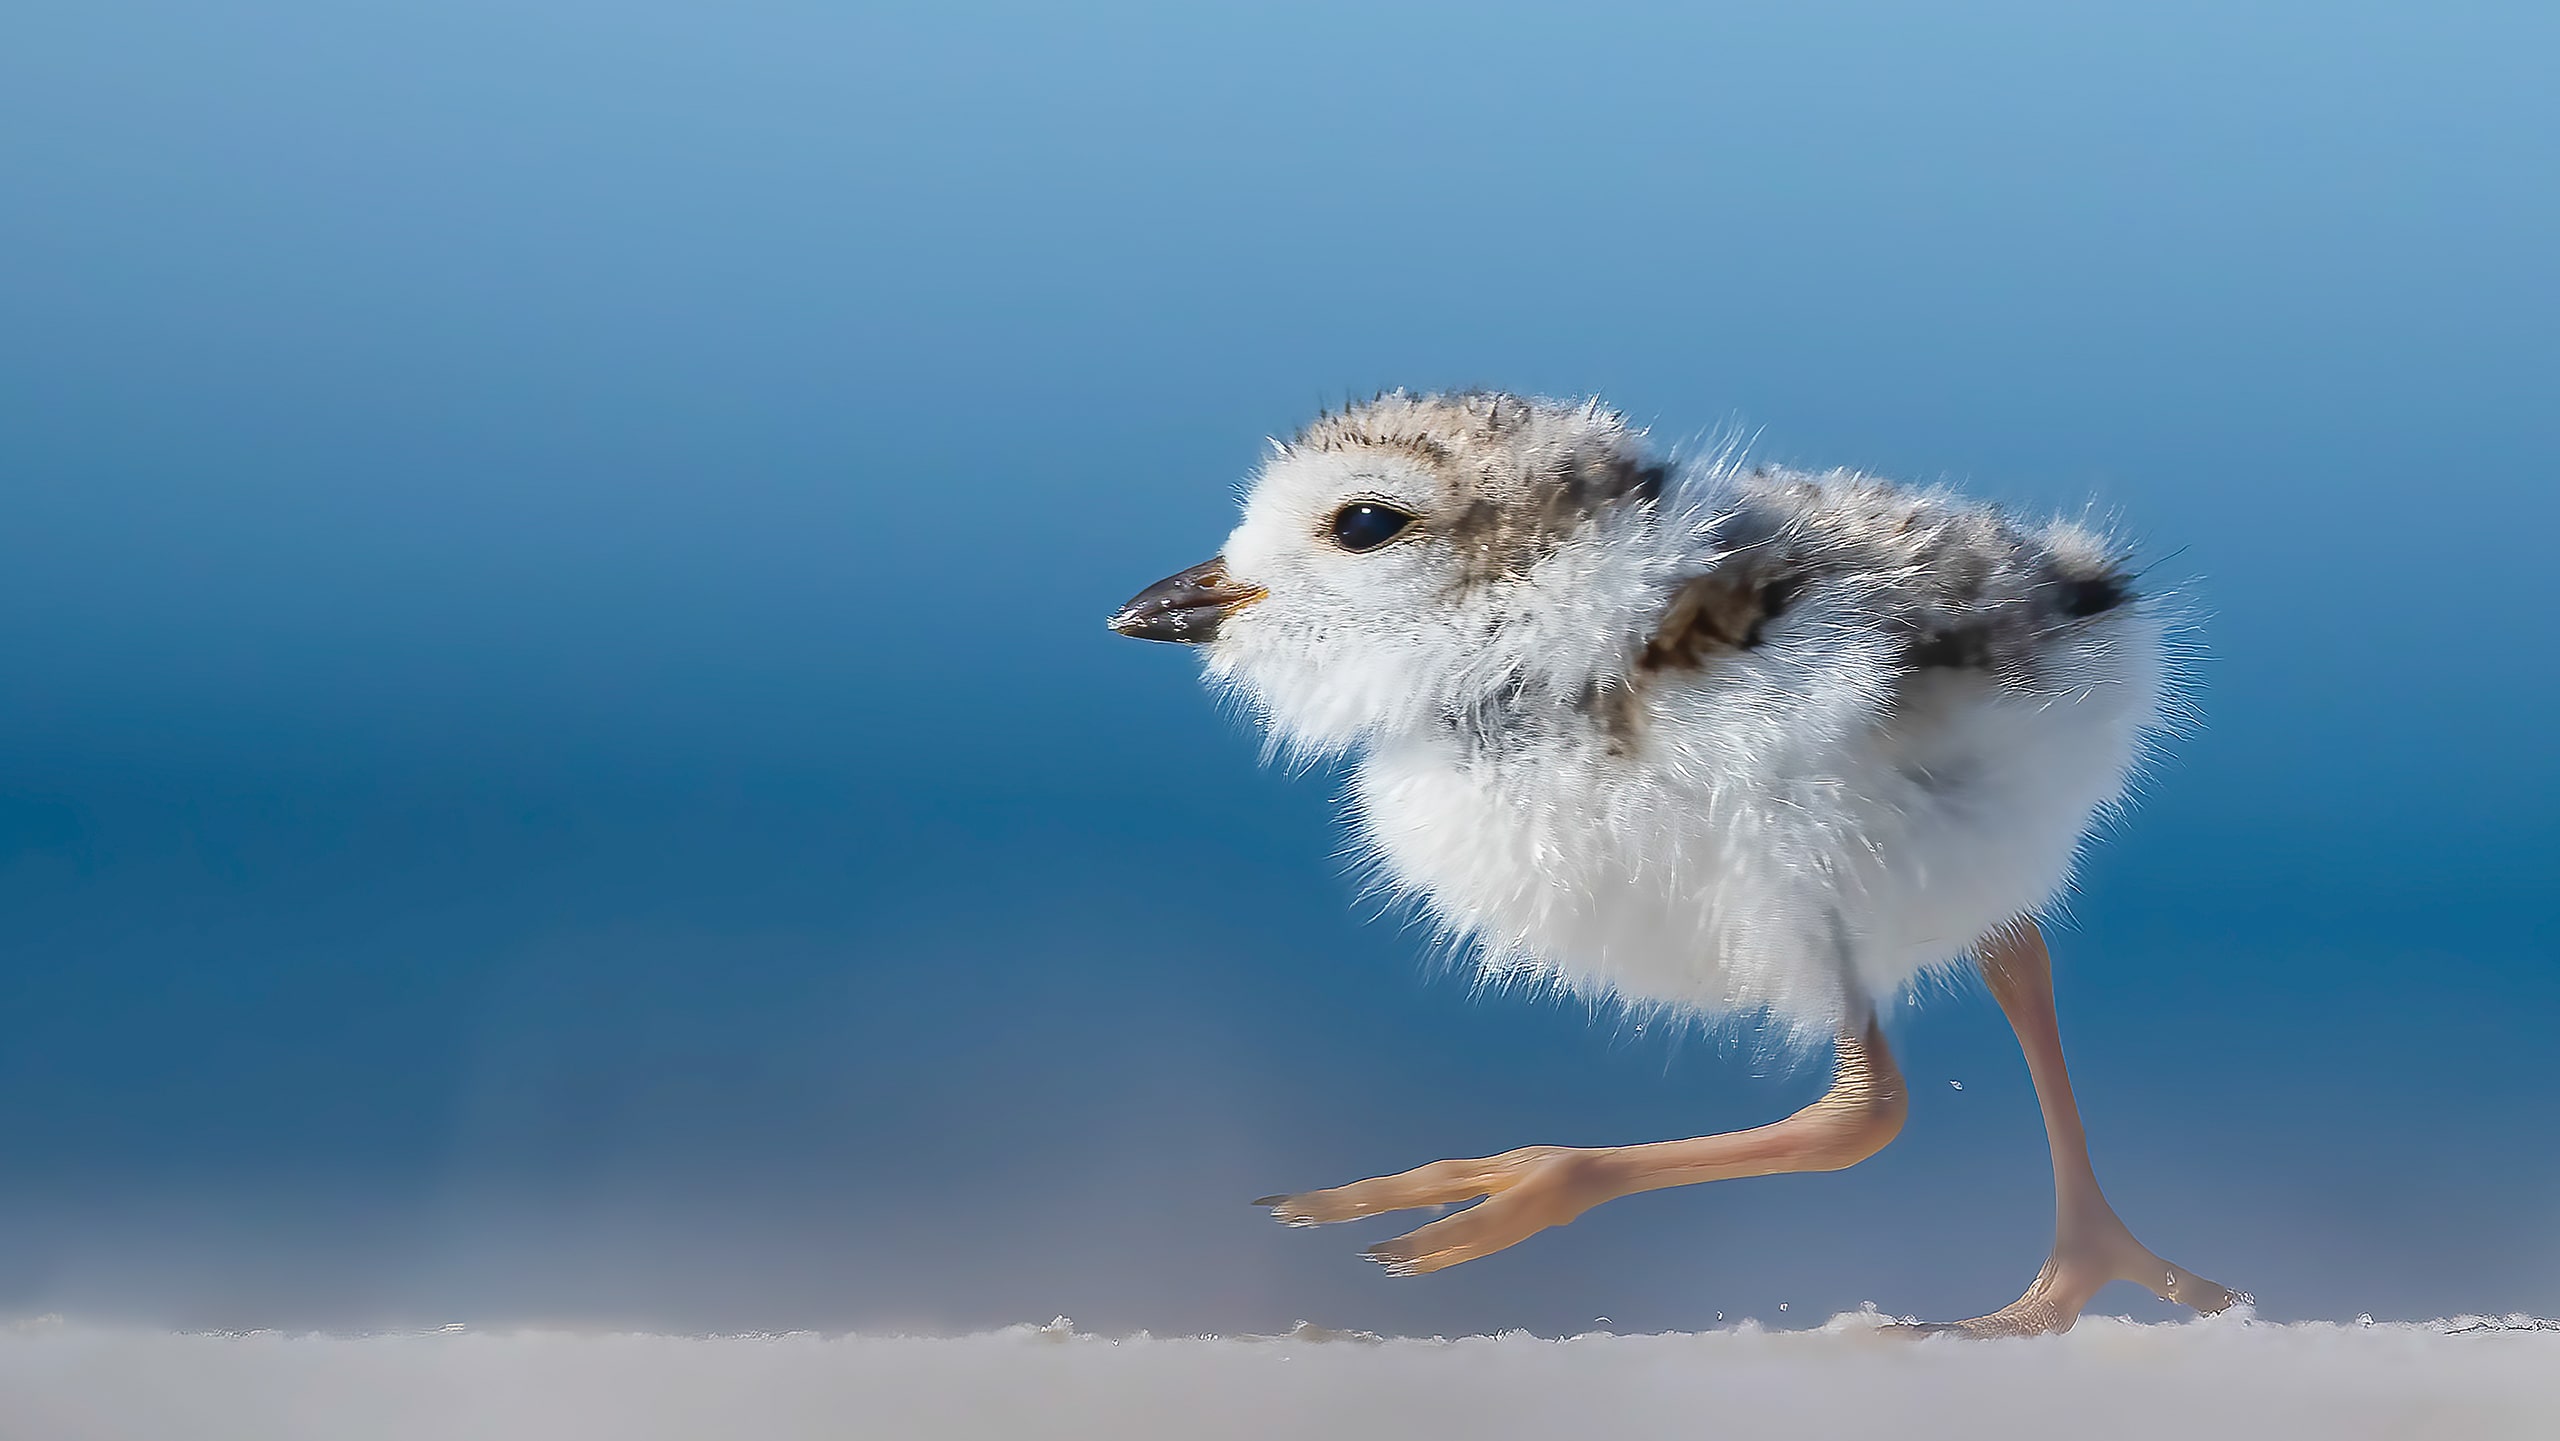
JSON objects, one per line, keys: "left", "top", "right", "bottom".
{"left": 1111, "top": 391, "right": 2236, "bottom": 1335}
{"left": 1199, "top": 393, "right": 2160, "bottom": 1032}
{"left": 1342, "top": 461, "right": 2162, "bottom": 1033}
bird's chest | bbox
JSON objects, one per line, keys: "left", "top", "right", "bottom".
{"left": 1354, "top": 734, "right": 1615, "bottom": 872}
{"left": 1345, "top": 736, "right": 1728, "bottom": 961}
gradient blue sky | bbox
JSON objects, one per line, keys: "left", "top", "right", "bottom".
{"left": 3, "top": 1, "right": 2554, "bottom": 1334}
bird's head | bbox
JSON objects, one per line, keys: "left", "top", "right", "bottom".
{"left": 1111, "top": 392, "right": 1696, "bottom": 758}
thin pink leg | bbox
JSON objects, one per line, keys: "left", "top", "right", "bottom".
{"left": 1262, "top": 1019, "right": 1908, "bottom": 1275}
{"left": 1906, "top": 919, "right": 2239, "bottom": 1336}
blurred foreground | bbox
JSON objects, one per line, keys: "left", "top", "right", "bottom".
{"left": 5, "top": 1313, "right": 2554, "bottom": 1440}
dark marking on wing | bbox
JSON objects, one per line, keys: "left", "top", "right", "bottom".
{"left": 1639, "top": 564, "right": 1800, "bottom": 672}
{"left": 1909, "top": 562, "right": 2133, "bottom": 671}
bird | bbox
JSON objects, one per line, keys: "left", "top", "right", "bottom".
{"left": 1107, "top": 390, "right": 2237, "bottom": 1336}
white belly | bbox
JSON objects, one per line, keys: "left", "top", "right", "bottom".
{"left": 1347, "top": 622, "right": 2163, "bottom": 1037}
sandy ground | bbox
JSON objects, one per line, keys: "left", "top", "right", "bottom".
{"left": 4, "top": 1313, "right": 2555, "bottom": 1440}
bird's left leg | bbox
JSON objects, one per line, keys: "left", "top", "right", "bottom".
{"left": 1258, "top": 1019, "right": 1906, "bottom": 1274}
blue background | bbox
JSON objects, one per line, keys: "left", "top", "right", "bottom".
{"left": 3, "top": 1, "right": 2554, "bottom": 1334}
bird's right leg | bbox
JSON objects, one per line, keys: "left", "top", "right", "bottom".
{"left": 1258, "top": 1020, "right": 1907, "bottom": 1274}
{"left": 1892, "top": 921, "right": 2239, "bottom": 1336}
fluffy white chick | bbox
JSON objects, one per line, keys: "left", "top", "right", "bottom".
{"left": 1111, "top": 391, "right": 2236, "bottom": 1336}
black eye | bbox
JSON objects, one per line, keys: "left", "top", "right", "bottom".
{"left": 1329, "top": 502, "right": 1417, "bottom": 553}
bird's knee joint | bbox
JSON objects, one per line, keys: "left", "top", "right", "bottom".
{"left": 1855, "top": 1084, "right": 1910, "bottom": 1155}
{"left": 1807, "top": 1087, "right": 1905, "bottom": 1171}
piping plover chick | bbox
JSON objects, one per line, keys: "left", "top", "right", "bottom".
{"left": 1110, "top": 391, "right": 2236, "bottom": 1336}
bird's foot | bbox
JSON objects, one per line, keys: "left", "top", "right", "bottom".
{"left": 1255, "top": 1144, "right": 1617, "bottom": 1275}
{"left": 1887, "top": 1208, "right": 2240, "bottom": 1338}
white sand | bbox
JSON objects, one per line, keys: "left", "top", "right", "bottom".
{"left": 4, "top": 1314, "right": 2555, "bottom": 1440}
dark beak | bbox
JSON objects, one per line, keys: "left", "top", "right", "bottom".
{"left": 1108, "top": 557, "right": 1264, "bottom": 644}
